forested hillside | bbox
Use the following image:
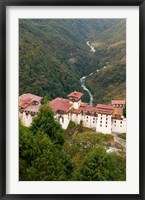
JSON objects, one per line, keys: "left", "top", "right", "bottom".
{"left": 86, "top": 20, "right": 126, "bottom": 104}
{"left": 20, "top": 103, "right": 126, "bottom": 181}
{"left": 19, "top": 19, "right": 123, "bottom": 102}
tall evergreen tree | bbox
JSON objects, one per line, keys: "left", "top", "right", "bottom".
{"left": 31, "top": 101, "right": 64, "bottom": 147}
{"left": 19, "top": 122, "right": 74, "bottom": 181}
{"left": 75, "top": 147, "right": 125, "bottom": 181}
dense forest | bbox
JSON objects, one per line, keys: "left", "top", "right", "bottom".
{"left": 19, "top": 19, "right": 126, "bottom": 181}
{"left": 85, "top": 20, "right": 126, "bottom": 104}
{"left": 19, "top": 102, "right": 126, "bottom": 181}
{"left": 19, "top": 19, "right": 125, "bottom": 103}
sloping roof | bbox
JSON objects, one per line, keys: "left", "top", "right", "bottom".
{"left": 24, "top": 105, "right": 40, "bottom": 113}
{"left": 79, "top": 105, "right": 96, "bottom": 112}
{"left": 19, "top": 93, "right": 43, "bottom": 112}
{"left": 67, "top": 91, "right": 84, "bottom": 99}
{"left": 49, "top": 98, "right": 72, "bottom": 112}
{"left": 19, "top": 93, "right": 43, "bottom": 103}
{"left": 96, "top": 104, "right": 114, "bottom": 115}
{"left": 71, "top": 104, "right": 96, "bottom": 114}
{"left": 111, "top": 100, "right": 125, "bottom": 105}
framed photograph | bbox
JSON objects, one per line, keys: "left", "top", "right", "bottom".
{"left": 0, "top": 0, "right": 145, "bottom": 199}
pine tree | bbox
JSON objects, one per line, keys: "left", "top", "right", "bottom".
{"left": 30, "top": 101, "right": 64, "bottom": 147}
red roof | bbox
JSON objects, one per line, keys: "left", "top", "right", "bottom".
{"left": 67, "top": 91, "right": 84, "bottom": 99}
{"left": 71, "top": 104, "right": 96, "bottom": 114}
{"left": 19, "top": 93, "right": 43, "bottom": 104}
{"left": 79, "top": 105, "right": 96, "bottom": 112}
{"left": 24, "top": 105, "right": 40, "bottom": 113}
{"left": 111, "top": 100, "right": 125, "bottom": 105}
{"left": 19, "top": 93, "right": 43, "bottom": 112}
{"left": 49, "top": 98, "right": 72, "bottom": 113}
{"left": 96, "top": 104, "right": 114, "bottom": 115}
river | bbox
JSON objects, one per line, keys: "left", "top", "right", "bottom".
{"left": 80, "top": 41, "right": 97, "bottom": 106}
{"left": 80, "top": 76, "right": 93, "bottom": 106}
{"left": 86, "top": 41, "right": 96, "bottom": 53}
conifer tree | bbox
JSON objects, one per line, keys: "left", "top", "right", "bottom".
{"left": 75, "top": 147, "right": 125, "bottom": 181}
{"left": 31, "top": 100, "right": 64, "bottom": 147}
{"left": 19, "top": 122, "right": 74, "bottom": 181}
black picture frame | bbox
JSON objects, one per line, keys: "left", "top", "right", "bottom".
{"left": 0, "top": 0, "right": 145, "bottom": 199}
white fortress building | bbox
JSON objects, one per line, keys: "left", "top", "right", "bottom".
{"left": 19, "top": 91, "right": 126, "bottom": 134}
{"left": 19, "top": 93, "right": 43, "bottom": 127}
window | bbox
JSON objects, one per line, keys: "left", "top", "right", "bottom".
{"left": 114, "top": 121, "right": 116, "bottom": 123}
{"left": 86, "top": 120, "right": 88, "bottom": 122}
{"left": 101, "top": 117, "right": 102, "bottom": 120}
{"left": 100, "top": 121, "right": 102, "bottom": 123}
{"left": 100, "top": 124, "right": 102, "bottom": 127}
{"left": 106, "top": 118, "right": 108, "bottom": 120}
{"left": 120, "top": 125, "right": 122, "bottom": 127}
{"left": 106, "top": 125, "right": 107, "bottom": 127}
{"left": 93, "top": 121, "right": 95, "bottom": 124}
{"left": 93, "top": 118, "right": 95, "bottom": 120}
{"left": 87, "top": 116, "right": 88, "bottom": 119}
{"left": 106, "top": 122, "right": 107, "bottom": 124}
{"left": 114, "top": 125, "right": 116, "bottom": 127}
{"left": 120, "top": 121, "right": 122, "bottom": 124}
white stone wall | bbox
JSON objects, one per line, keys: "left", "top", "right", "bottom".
{"left": 83, "top": 115, "right": 91, "bottom": 128}
{"left": 55, "top": 113, "right": 70, "bottom": 130}
{"left": 112, "top": 118, "right": 126, "bottom": 133}
{"left": 90, "top": 116, "right": 97, "bottom": 129}
{"left": 96, "top": 114, "right": 112, "bottom": 134}
{"left": 82, "top": 115, "right": 97, "bottom": 129}
{"left": 19, "top": 111, "right": 33, "bottom": 127}
{"left": 71, "top": 113, "right": 81, "bottom": 124}
{"left": 70, "top": 100, "right": 81, "bottom": 109}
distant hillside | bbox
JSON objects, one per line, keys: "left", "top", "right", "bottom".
{"left": 85, "top": 20, "right": 126, "bottom": 104}
{"left": 19, "top": 19, "right": 122, "bottom": 102}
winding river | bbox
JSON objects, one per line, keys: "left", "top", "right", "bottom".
{"left": 80, "top": 41, "right": 96, "bottom": 106}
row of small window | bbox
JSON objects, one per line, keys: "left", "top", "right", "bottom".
{"left": 100, "top": 121, "right": 108, "bottom": 124}
{"left": 114, "top": 125, "right": 122, "bottom": 127}
{"left": 100, "top": 124, "right": 107, "bottom": 127}
{"left": 114, "top": 121, "right": 123, "bottom": 124}
{"left": 86, "top": 116, "right": 96, "bottom": 120}
{"left": 100, "top": 117, "right": 108, "bottom": 120}
{"left": 86, "top": 120, "right": 96, "bottom": 124}
{"left": 100, "top": 114, "right": 108, "bottom": 117}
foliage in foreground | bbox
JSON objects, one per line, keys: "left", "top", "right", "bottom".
{"left": 20, "top": 105, "right": 126, "bottom": 181}
{"left": 30, "top": 102, "right": 64, "bottom": 147}
{"left": 74, "top": 147, "right": 126, "bottom": 181}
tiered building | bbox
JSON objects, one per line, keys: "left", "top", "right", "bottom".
{"left": 19, "top": 91, "right": 126, "bottom": 134}
{"left": 19, "top": 93, "right": 43, "bottom": 127}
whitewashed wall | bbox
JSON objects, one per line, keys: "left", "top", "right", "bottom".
{"left": 112, "top": 119, "right": 126, "bottom": 133}
{"left": 96, "top": 114, "right": 112, "bottom": 134}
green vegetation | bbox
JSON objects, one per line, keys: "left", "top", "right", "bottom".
{"left": 75, "top": 147, "right": 126, "bottom": 181}
{"left": 117, "top": 133, "right": 126, "bottom": 140}
{"left": 19, "top": 106, "right": 126, "bottom": 181}
{"left": 19, "top": 19, "right": 126, "bottom": 180}
{"left": 30, "top": 102, "right": 64, "bottom": 147}
{"left": 86, "top": 20, "right": 126, "bottom": 104}
{"left": 19, "top": 104, "right": 74, "bottom": 181}
{"left": 19, "top": 19, "right": 124, "bottom": 103}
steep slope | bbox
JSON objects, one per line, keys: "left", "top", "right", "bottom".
{"left": 85, "top": 20, "right": 126, "bottom": 104}
{"left": 19, "top": 19, "right": 122, "bottom": 101}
